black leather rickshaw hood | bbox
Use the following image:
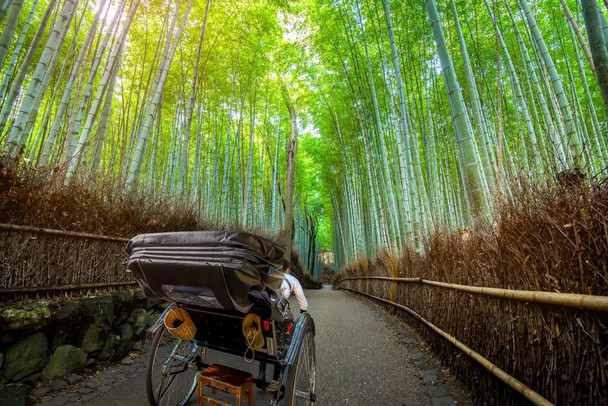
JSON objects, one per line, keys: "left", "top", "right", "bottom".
{"left": 125, "top": 231, "right": 286, "bottom": 313}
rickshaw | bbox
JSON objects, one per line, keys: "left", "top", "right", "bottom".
{"left": 125, "top": 231, "right": 316, "bottom": 406}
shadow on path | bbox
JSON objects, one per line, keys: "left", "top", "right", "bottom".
{"left": 34, "top": 289, "right": 473, "bottom": 405}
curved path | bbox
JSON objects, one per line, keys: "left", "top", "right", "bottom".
{"left": 34, "top": 288, "right": 472, "bottom": 405}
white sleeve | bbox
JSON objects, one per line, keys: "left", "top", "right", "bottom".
{"left": 280, "top": 279, "right": 291, "bottom": 299}
{"left": 292, "top": 281, "right": 308, "bottom": 311}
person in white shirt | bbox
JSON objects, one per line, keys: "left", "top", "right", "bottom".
{"left": 280, "top": 271, "right": 308, "bottom": 313}
{"left": 257, "top": 265, "right": 309, "bottom": 391}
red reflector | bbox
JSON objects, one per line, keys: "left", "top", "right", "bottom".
{"left": 263, "top": 320, "right": 270, "bottom": 331}
{"left": 287, "top": 323, "right": 293, "bottom": 333}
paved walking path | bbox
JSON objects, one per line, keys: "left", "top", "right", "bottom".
{"left": 33, "top": 288, "right": 473, "bottom": 405}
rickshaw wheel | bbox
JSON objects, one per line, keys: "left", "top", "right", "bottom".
{"left": 146, "top": 324, "right": 203, "bottom": 406}
{"left": 283, "top": 328, "right": 316, "bottom": 405}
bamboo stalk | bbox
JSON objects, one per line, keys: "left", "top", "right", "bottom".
{"left": 339, "top": 277, "right": 608, "bottom": 312}
{"left": 0, "top": 281, "right": 137, "bottom": 295}
{"left": 559, "top": 0, "right": 597, "bottom": 81}
{"left": 345, "top": 288, "right": 554, "bottom": 406}
{"left": 0, "top": 223, "right": 129, "bottom": 242}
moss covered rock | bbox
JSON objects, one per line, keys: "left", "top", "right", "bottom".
{"left": 79, "top": 297, "right": 114, "bottom": 354}
{"left": 0, "top": 302, "right": 56, "bottom": 331}
{"left": 146, "top": 312, "right": 161, "bottom": 329}
{"left": 112, "top": 323, "right": 134, "bottom": 361}
{"left": 133, "top": 291, "right": 148, "bottom": 308}
{"left": 79, "top": 321, "right": 109, "bottom": 354}
{"left": 128, "top": 309, "right": 148, "bottom": 338}
{"left": 0, "top": 384, "right": 30, "bottom": 406}
{"left": 97, "top": 334, "right": 119, "bottom": 362}
{"left": 81, "top": 297, "right": 114, "bottom": 325}
{"left": 51, "top": 301, "right": 81, "bottom": 350}
{"left": 0, "top": 332, "right": 15, "bottom": 346}
{"left": 2, "top": 333, "right": 48, "bottom": 382}
{"left": 42, "top": 345, "right": 87, "bottom": 381}
{"left": 111, "top": 292, "right": 133, "bottom": 328}
{"left": 18, "top": 373, "right": 40, "bottom": 388}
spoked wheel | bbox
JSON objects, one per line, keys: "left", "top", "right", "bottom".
{"left": 281, "top": 322, "right": 316, "bottom": 405}
{"left": 146, "top": 325, "right": 204, "bottom": 406}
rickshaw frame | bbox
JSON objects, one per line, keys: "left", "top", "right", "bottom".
{"left": 145, "top": 301, "right": 316, "bottom": 406}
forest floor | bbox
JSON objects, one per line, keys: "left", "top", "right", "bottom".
{"left": 32, "top": 288, "right": 473, "bottom": 405}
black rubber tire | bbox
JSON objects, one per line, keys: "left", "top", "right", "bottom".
{"left": 282, "top": 328, "right": 316, "bottom": 405}
{"left": 145, "top": 325, "right": 201, "bottom": 406}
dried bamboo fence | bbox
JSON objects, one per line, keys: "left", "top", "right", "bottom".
{"left": 1, "top": 223, "right": 135, "bottom": 301}
{"left": 339, "top": 276, "right": 608, "bottom": 405}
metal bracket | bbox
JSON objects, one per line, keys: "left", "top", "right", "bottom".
{"left": 145, "top": 302, "right": 176, "bottom": 340}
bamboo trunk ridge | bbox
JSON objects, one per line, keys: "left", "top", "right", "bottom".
{"left": 339, "top": 276, "right": 608, "bottom": 312}
{"left": 344, "top": 287, "right": 554, "bottom": 406}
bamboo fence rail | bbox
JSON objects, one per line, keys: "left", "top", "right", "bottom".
{"left": 344, "top": 287, "right": 554, "bottom": 406}
{"left": 1, "top": 225, "right": 132, "bottom": 301}
{"left": 0, "top": 223, "right": 130, "bottom": 242}
{"left": 340, "top": 274, "right": 607, "bottom": 404}
{"left": 0, "top": 281, "right": 138, "bottom": 295}
{"left": 339, "top": 276, "right": 608, "bottom": 312}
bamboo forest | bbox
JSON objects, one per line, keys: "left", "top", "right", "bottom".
{"left": 1, "top": 0, "right": 607, "bottom": 266}
{"left": 1, "top": 0, "right": 608, "bottom": 404}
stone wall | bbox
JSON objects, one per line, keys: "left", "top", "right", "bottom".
{"left": 0, "top": 291, "right": 164, "bottom": 404}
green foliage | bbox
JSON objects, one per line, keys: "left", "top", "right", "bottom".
{"left": 0, "top": 0, "right": 606, "bottom": 269}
